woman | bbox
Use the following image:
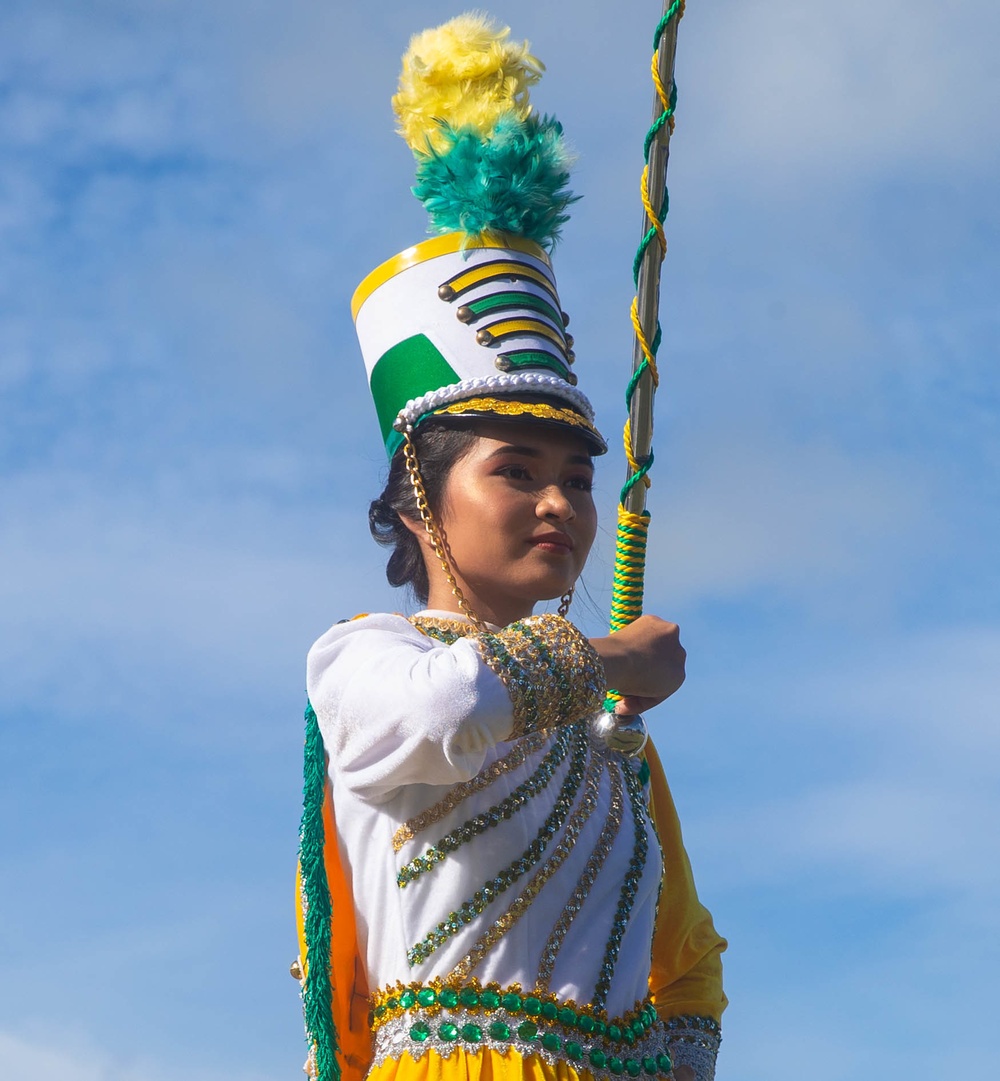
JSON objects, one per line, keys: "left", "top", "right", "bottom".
{"left": 295, "top": 15, "right": 726, "bottom": 1081}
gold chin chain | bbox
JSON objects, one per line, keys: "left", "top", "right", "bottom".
{"left": 402, "top": 430, "right": 490, "bottom": 634}
{"left": 557, "top": 588, "right": 574, "bottom": 617}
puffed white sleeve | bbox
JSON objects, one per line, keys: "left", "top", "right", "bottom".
{"left": 306, "top": 613, "right": 605, "bottom": 800}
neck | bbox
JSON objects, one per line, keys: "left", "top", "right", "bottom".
{"left": 422, "top": 581, "right": 533, "bottom": 630}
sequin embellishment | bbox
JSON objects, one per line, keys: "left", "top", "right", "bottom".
{"left": 449, "top": 743, "right": 605, "bottom": 981}
{"left": 396, "top": 726, "right": 573, "bottom": 886}
{"left": 477, "top": 615, "right": 605, "bottom": 737}
{"left": 369, "top": 983, "right": 674, "bottom": 1081}
{"left": 593, "top": 758, "right": 649, "bottom": 1011}
{"left": 405, "top": 724, "right": 590, "bottom": 966}
{"left": 409, "top": 616, "right": 478, "bottom": 645}
{"left": 665, "top": 1015, "right": 722, "bottom": 1081}
{"left": 535, "top": 753, "right": 625, "bottom": 992}
{"left": 391, "top": 729, "right": 549, "bottom": 852}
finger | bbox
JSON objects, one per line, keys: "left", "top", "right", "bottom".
{"left": 614, "top": 696, "right": 651, "bottom": 717}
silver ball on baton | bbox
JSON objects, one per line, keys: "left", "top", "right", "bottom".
{"left": 590, "top": 710, "right": 648, "bottom": 757}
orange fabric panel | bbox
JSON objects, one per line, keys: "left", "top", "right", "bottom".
{"left": 322, "top": 780, "right": 373, "bottom": 1077}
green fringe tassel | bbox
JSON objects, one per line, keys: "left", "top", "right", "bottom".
{"left": 299, "top": 702, "right": 340, "bottom": 1081}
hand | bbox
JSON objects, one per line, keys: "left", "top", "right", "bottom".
{"left": 589, "top": 614, "right": 686, "bottom": 713}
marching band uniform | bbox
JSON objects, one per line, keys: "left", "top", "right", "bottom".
{"left": 295, "top": 16, "right": 726, "bottom": 1081}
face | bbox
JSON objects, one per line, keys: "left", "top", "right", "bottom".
{"left": 413, "top": 420, "right": 598, "bottom": 627}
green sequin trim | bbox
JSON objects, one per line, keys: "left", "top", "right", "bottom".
{"left": 405, "top": 724, "right": 589, "bottom": 966}
{"left": 594, "top": 761, "right": 649, "bottom": 1011}
{"left": 396, "top": 726, "right": 573, "bottom": 887}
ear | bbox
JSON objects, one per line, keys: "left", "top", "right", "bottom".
{"left": 398, "top": 512, "right": 426, "bottom": 542}
{"left": 399, "top": 513, "right": 439, "bottom": 565}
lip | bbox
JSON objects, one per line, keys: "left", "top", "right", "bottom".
{"left": 529, "top": 532, "right": 574, "bottom": 554}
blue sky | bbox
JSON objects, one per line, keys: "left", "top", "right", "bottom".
{"left": 1, "top": 1, "right": 998, "bottom": 1078}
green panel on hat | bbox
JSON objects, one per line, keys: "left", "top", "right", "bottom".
{"left": 370, "top": 333, "right": 459, "bottom": 456}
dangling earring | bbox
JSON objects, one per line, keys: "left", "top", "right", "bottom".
{"left": 557, "top": 587, "right": 574, "bottom": 618}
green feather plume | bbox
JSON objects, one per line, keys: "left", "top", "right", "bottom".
{"left": 412, "top": 113, "right": 578, "bottom": 250}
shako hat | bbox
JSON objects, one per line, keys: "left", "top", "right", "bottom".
{"left": 351, "top": 13, "right": 607, "bottom": 458}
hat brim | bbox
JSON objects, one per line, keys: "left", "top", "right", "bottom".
{"left": 424, "top": 395, "right": 607, "bottom": 456}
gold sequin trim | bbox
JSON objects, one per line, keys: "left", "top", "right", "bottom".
{"left": 432, "top": 397, "right": 598, "bottom": 434}
{"left": 392, "top": 729, "right": 550, "bottom": 852}
{"left": 477, "top": 615, "right": 605, "bottom": 738}
{"left": 409, "top": 615, "right": 479, "bottom": 645}
{"left": 449, "top": 745, "right": 605, "bottom": 982}
{"left": 535, "top": 755, "right": 625, "bottom": 992}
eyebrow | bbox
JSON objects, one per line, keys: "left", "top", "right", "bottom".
{"left": 486, "top": 445, "right": 594, "bottom": 468}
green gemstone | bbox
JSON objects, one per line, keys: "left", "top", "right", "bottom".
{"left": 541, "top": 1032, "right": 561, "bottom": 1053}
{"left": 480, "top": 990, "right": 501, "bottom": 1010}
{"left": 517, "top": 1021, "right": 538, "bottom": 1041}
{"left": 439, "top": 1022, "right": 459, "bottom": 1042}
{"left": 489, "top": 1021, "right": 511, "bottom": 1041}
{"left": 632, "top": 1019, "right": 645, "bottom": 1038}
{"left": 417, "top": 988, "right": 437, "bottom": 1007}
{"left": 540, "top": 1001, "right": 558, "bottom": 1021}
{"left": 439, "top": 988, "right": 460, "bottom": 1009}
{"left": 565, "top": 1040, "right": 583, "bottom": 1061}
{"left": 399, "top": 990, "right": 417, "bottom": 1009}
{"left": 623, "top": 1029, "right": 636, "bottom": 1046}
{"left": 608, "top": 1024, "right": 623, "bottom": 1042}
{"left": 609, "top": 1056, "right": 625, "bottom": 1075}
{"left": 409, "top": 1021, "right": 431, "bottom": 1042}
{"left": 523, "top": 996, "right": 542, "bottom": 1016}
{"left": 558, "top": 1007, "right": 577, "bottom": 1027}
{"left": 373, "top": 1004, "right": 386, "bottom": 1018}
{"left": 643, "top": 1056, "right": 658, "bottom": 1075}
{"left": 656, "top": 1053, "right": 673, "bottom": 1072}
{"left": 626, "top": 1060, "right": 642, "bottom": 1077}
{"left": 589, "top": 1049, "right": 607, "bottom": 1069}
{"left": 577, "top": 1014, "right": 595, "bottom": 1035}
{"left": 594, "top": 1021, "right": 608, "bottom": 1038}
{"left": 384, "top": 997, "right": 398, "bottom": 1011}
{"left": 461, "top": 1024, "right": 483, "bottom": 1043}
{"left": 459, "top": 988, "right": 480, "bottom": 1008}
{"left": 502, "top": 993, "right": 523, "bottom": 1013}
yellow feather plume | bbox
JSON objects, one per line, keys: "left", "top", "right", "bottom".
{"left": 392, "top": 12, "right": 544, "bottom": 156}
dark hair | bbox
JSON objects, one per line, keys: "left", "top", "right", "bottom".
{"left": 368, "top": 422, "right": 479, "bottom": 604}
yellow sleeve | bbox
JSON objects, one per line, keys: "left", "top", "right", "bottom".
{"left": 645, "top": 739, "right": 728, "bottom": 1023}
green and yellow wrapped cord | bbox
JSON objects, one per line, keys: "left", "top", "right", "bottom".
{"left": 605, "top": 0, "right": 684, "bottom": 707}
{"left": 610, "top": 509, "right": 652, "bottom": 632}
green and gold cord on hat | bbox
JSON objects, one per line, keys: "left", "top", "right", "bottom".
{"left": 351, "top": 12, "right": 607, "bottom": 458}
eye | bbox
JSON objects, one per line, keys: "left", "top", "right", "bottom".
{"left": 567, "top": 474, "right": 594, "bottom": 492}
{"left": 497, "top": 463, "right": 532, "bottom": 481}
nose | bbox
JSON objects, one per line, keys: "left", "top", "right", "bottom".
{"left": 537, "top": 484, "right": 575, "bottom": 522}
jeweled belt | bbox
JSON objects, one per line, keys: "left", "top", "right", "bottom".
{"left": 369, "top": 984, "right": 675, "bottom": 1079}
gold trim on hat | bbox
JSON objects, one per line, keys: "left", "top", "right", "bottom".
{"left": 475, "top": 317, "right": 567, "bottom": 352}
{"left": 351, "top": 232, "right": 550, "bottom": 320}
{"left": 430, "top": 396, "right": 600, "bottom": 436}
{"left": 438, "top": 260, "right": 558, "bottom": 304}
